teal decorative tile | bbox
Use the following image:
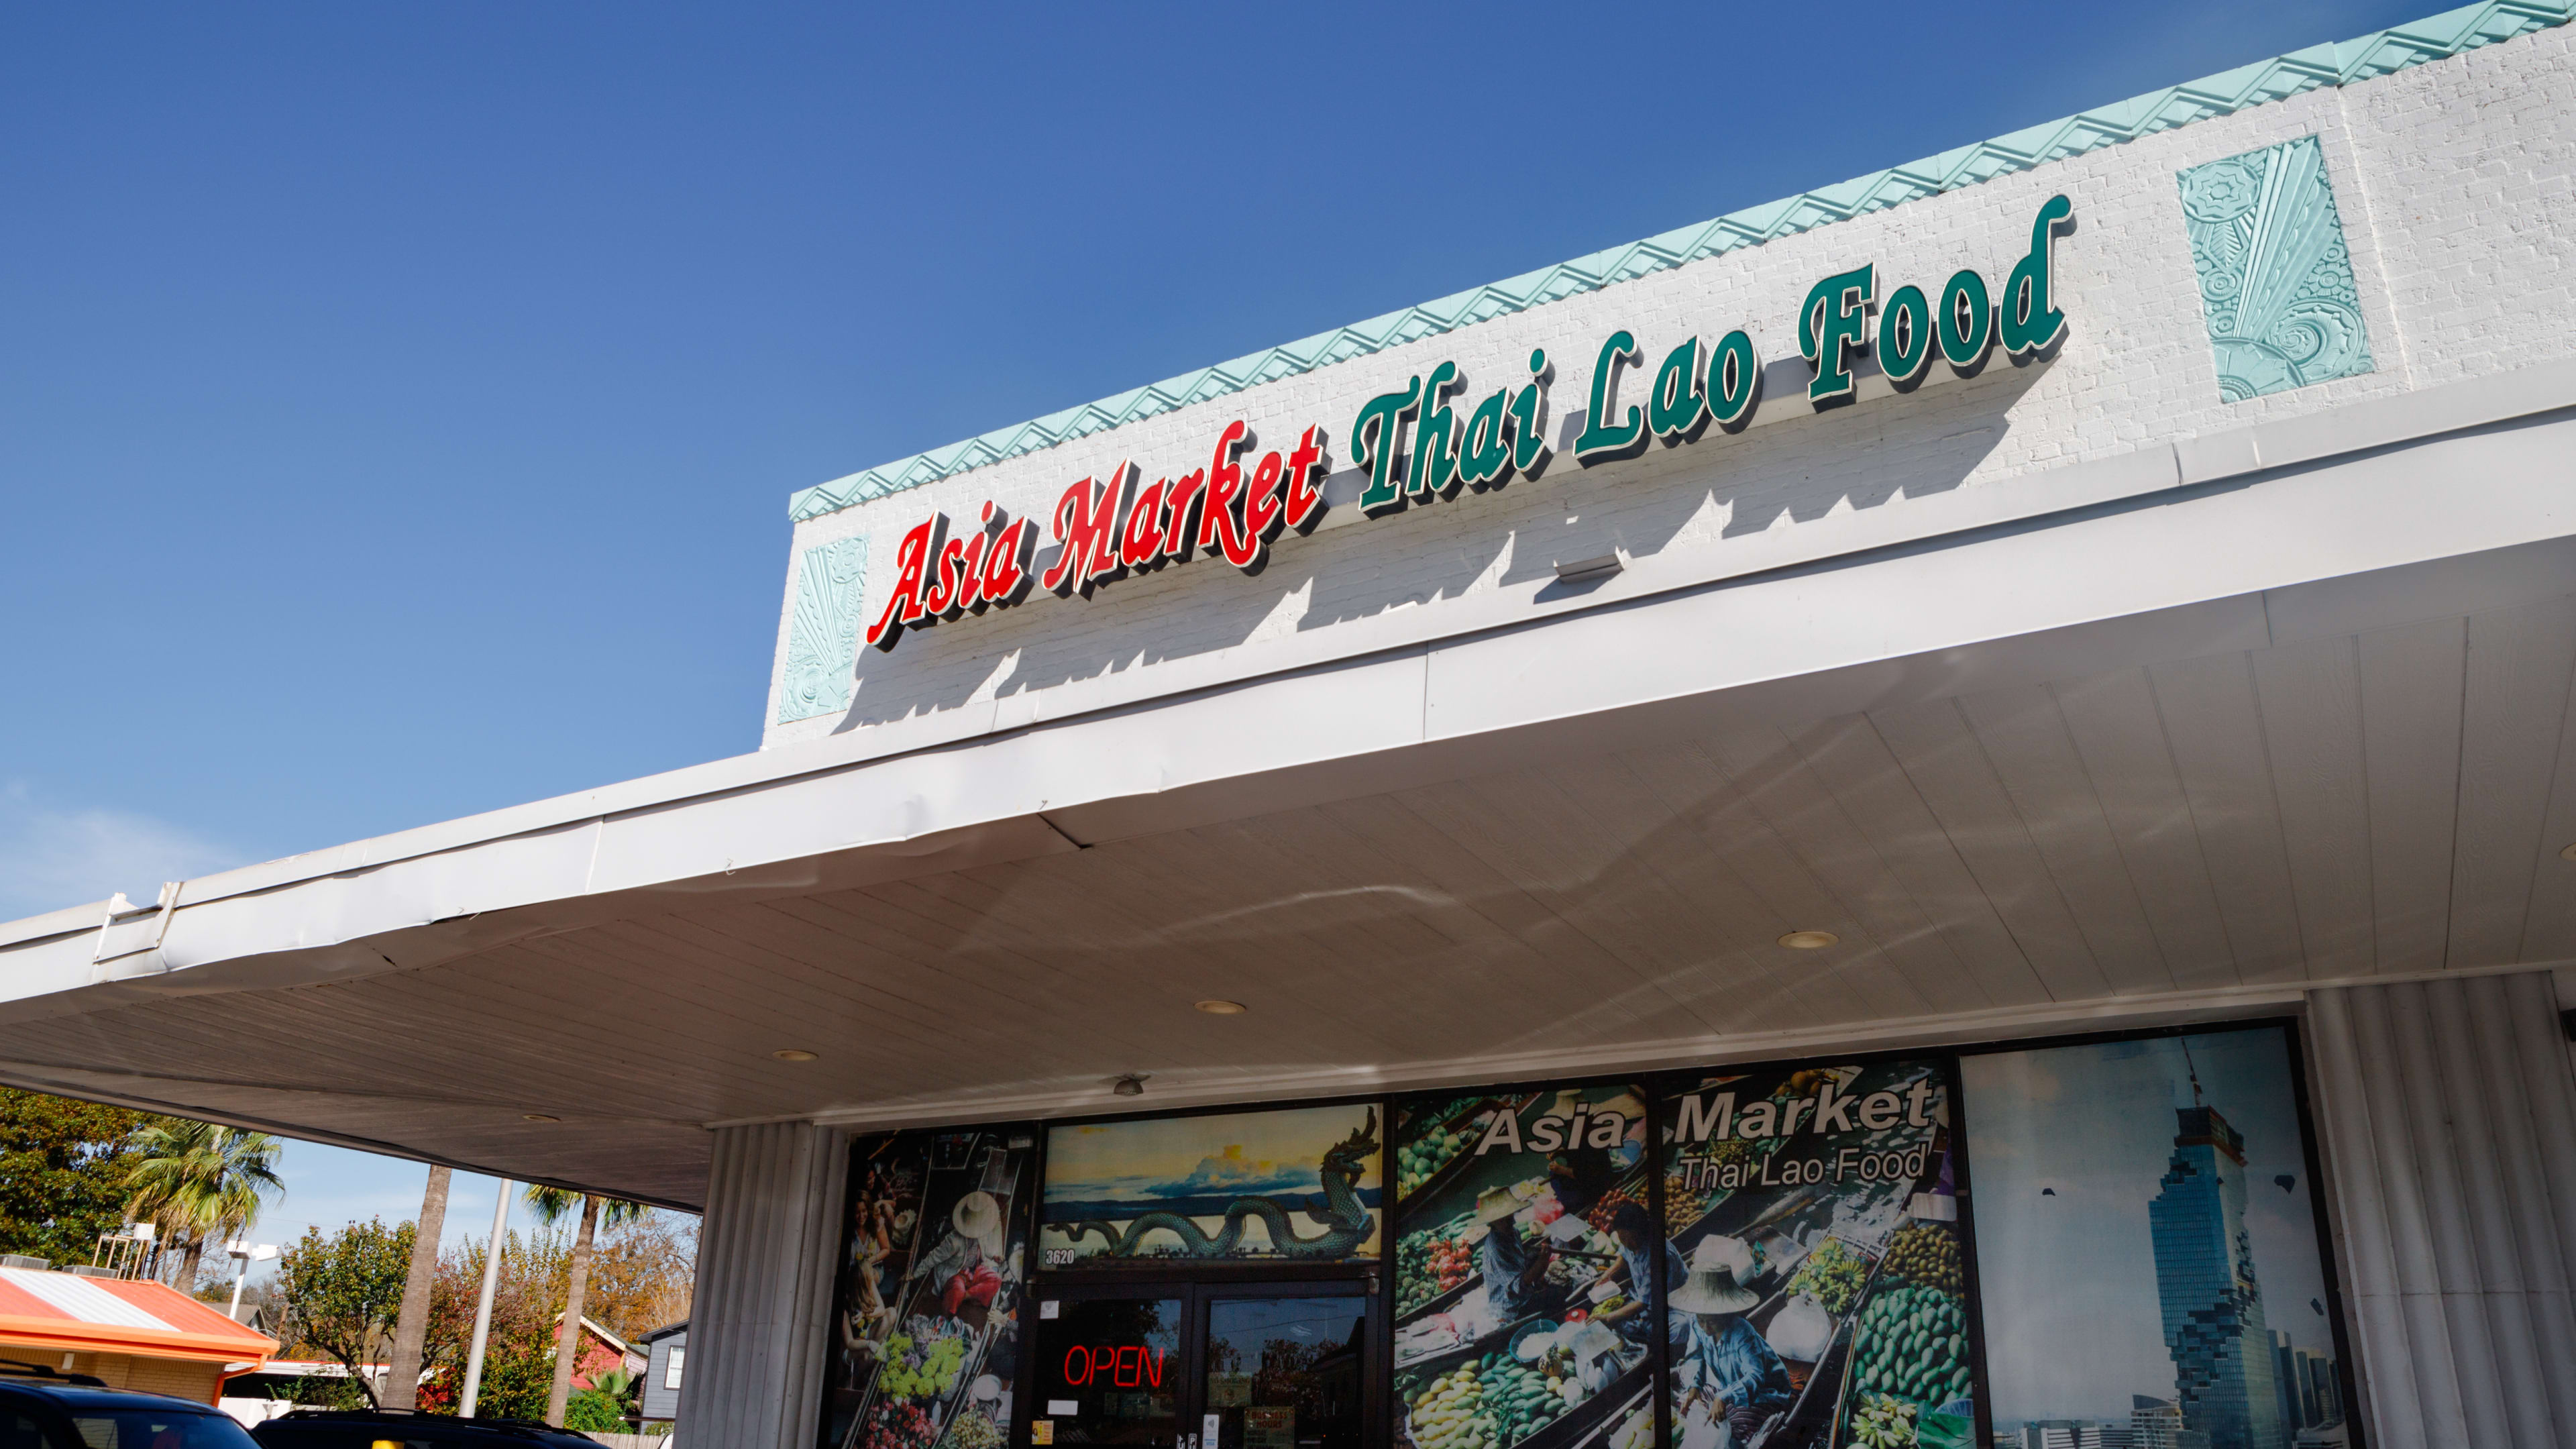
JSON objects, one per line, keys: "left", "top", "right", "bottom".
{"left": 775, "top": 536, "right": 869, "bottom": 724}
{"left": 792, "top": 1, "right": 2565, "bottom": 520}
{"left": 2180, "top": 136, "right": 2375, "bottom": 400}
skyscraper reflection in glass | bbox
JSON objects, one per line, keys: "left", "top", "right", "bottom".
{"left": 2149, "top": 1106, "right": 2286, "bottom": 1449}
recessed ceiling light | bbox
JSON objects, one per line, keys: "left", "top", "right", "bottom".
{"left": 1194, "top": 1000, "right": 1248, "bottom": 1015}
{"left": 522, "top": 1114, "right": 561, "bottom": 1122}
{"left": 1778, "top": 930, "right": 1839, "bottom": 950}
{"left": 771, "top": 1049, "right": 818, "bottom": 1062}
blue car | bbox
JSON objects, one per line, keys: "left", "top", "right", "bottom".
{"left": 0, "top": 1363, "right": 259, "bottom": 1449}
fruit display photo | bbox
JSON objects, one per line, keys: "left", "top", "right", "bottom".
{"left": 1391, "top": 1082, "right": 1654, "bottom": 1449}
{"left": 820, "top": 1126, "right": 1038, "bottom": 1449}
{"left": 1658, "top": 1058, "right": 1982, "bottom": 1449}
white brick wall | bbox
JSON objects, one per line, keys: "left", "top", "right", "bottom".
{"left": 763, "top": 25, "right": 2576, "bottom": 748}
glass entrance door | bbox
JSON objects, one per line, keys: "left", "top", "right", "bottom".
{"left": 1028, "top": 1284, "right": 1373, "bottom": 1449}
{"left": 1202, "top": 1293, "right": 1368, "bottom": 1449}
{"left": 1030, "top": 1289, "right": 1187, "bottom": 1446}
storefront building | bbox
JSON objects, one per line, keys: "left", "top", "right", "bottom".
{"left": 5, "top": 5, "right": 2576, "bottom": 1448}
{"left": 0, "top": 1261, "right": 276, "bottom": 1406}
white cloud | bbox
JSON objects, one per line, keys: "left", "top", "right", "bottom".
{"left": 0, "top": 783, "right": 244, "bottom": 922}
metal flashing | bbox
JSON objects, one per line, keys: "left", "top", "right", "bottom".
{"left": 786, "top": 0, "right": 2572, "bottom": 523}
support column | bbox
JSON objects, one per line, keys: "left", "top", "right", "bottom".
{"left": 678, "top": 1122, "right": 847, "bottom": 1449}
{"left": 2307, "top": 970, "right": 2576, "bottom": 1448}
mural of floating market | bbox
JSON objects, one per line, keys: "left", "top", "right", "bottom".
{"left": 824, "top": 1126, "right": 1039, "bottom": 1449}
{"left": 1391, "top": 1083, "right": 1656, "bottom": 1449}
{"left": 1660, "top": 1059, "right": 1974, "bottom": 1449}
{"left": 1040, "top": 1103, "right": 1385, "bottom": 1268}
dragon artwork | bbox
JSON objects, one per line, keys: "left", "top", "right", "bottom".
{"left": 1068, "top": 1109, "right": 1380, "bottom": 1260}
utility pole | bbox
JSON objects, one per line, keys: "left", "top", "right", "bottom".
{"left": 460, "top": 1180, "right": 514, "bottom": 1418}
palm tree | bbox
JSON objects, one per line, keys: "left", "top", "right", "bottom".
{"left": 123, "top": 1120, "right": 284, "bottom": 1291}
{"left": 524, "top": 1185, "right": 645, "bottom": 1428}
{"left": 384, "top": 1164, "right": 451, "bottom": 1410}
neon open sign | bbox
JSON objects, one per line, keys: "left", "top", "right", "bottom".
{"left": 1061, "top": 1344, "right": 1169, "bottom": 1389}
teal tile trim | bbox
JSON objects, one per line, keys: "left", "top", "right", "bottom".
{"left": 790, "top": 0, "right": 2571, "bottom": 523}
{"left": 775, "top": 535, "right": 869, "bottom": 724}
{"left": 2180, "top": 136, "right": 2375, "bottom": 400}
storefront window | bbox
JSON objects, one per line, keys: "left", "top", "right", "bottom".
{"left": 814, "top": 1025, "right": 2356, "bottom": 1449}
{"left": 1659, "top": 1057, "right": 1975, "bottom": 1449}
{"left": 823, "top": 1126, "right": 1036, "bottom": 1449}
{"left": 1391, "top": 1082, "right": 1654, "bottom": 1449}
{"left": 1959, "top": 1024, "right": 2350, "bottom": 1448}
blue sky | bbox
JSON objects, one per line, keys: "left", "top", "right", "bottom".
{"left": 251, "top": 1147, "right": 515, "bottom": 1279}
{"left": 2, "top": 0, "right": 2432, "bottom": 1250}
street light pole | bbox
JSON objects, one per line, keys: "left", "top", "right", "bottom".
{"left": 224, "top": 1242, "right": 277, "bottom": 1321}
{"left": 460, "top": 1181, "right": 514, "bottom": 1418}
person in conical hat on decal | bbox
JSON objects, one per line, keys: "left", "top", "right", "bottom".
{"left": 1588, "top": 1201, "right": 1693, "bottom": 1354}
{"left": 1464, "top": 1183, "right": 1551, "bottom": 1320}
{"left": 952, "top": 1189, "right": 1004, "bottom": 1254}
{"left": 1670, "top": 1236, "right": 1792, "bottom": 1444}
{"left": 910, "top": 1189, "right": 1008, "bottom": 1327}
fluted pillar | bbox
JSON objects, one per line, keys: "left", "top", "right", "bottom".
{"left": 678, "top": 1122, "right": 846, "bottom": 1449}
{"left": 2306, "top": 971, "right": 2576, "bottom": 1448}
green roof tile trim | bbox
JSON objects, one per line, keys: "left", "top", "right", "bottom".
{"left": 788, "top": 0, "right": 2572, "bottom": 523}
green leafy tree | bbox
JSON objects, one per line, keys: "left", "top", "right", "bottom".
{"left": 124, "top": 1119, "right": 284, "bottom": 1288}
{"left": 523, "top": 1187, "right": 644, "bottom": 1427}
{"left": 275, "top": 1219, "right": 415, "bottom": 1405}
{"left": 0, "top": 1089, "right": 170, "bottom": 1266}
{"left": 419, "top": 1226, "right": 572, "bottom": 1419}
{"left": 470, "top": 1334, "right": 560, "bottom": 1422}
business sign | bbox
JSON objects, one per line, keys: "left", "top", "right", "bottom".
{"left": 862, "top": 194, "right": 2072, "bottom": 653}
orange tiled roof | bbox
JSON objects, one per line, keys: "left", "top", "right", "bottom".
{"left": 0, "top": 1269, "right": 276, "bottom": 1364}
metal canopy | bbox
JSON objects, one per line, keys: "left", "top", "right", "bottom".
{"left": 3, "top": 408, "right": 2573, "bottom": 1212}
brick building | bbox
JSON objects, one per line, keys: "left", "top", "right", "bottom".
{"left": 0, "top": 1265, "right": 275, "bottom": 1405}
